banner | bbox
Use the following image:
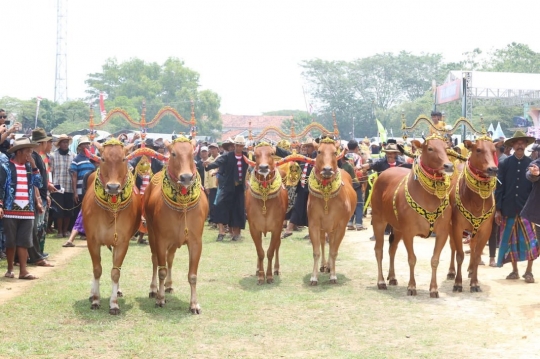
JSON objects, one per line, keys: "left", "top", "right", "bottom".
{"left": 376, "top": 119, "right": 387, "bottom": 143}
{"left": 99, "top": 92, "right": 108, "bottom": 120}
{"left": 436, "top": 79, "right": 462, "bottom": 105}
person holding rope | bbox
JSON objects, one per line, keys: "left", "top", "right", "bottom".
{"left": 49, "top": 134, "right": 75, "bottom": 238}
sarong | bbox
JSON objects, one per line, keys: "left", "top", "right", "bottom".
{"left": 497, "top": 216, "right": 538, "bottom": 267}
{"left": 73, "top": 211, "right": 85, "bottom": 236}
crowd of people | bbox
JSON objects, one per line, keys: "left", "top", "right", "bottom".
{"left": 1, "top": 105, "right": 540, "bottom": 284}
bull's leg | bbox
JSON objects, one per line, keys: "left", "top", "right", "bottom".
{"left": 429, "top": 231, "right": 450, "bottom": 298}
{"left": 148, "top": 228, "right": 158, "bottom": 298}
{"left": 266, "top": 231, "right": 280, "bottom": 284}
{"left": 187, "top": 239, "right": 202, "bottom": 314}
{"left": 165, "top": 247, "right": 177, "bottom": 293}
{"left": 273, "top": 234, "right": 281, "bottom": 276}
{"left": 387, "top": 231, "right": 402, "bottom": 285}
{"left": 470, "top": 226, "right": 491, "bottom": 292}
{"left": 320, "top": 230, "right": 329, "bottom": 273}
{"left": 89, "top": 240, "right": 102, "bottom": 310}
{"left": 328, "top": 228, "right": 346, "bottom": 284}
{"left": 109, "top": 243, "right": 129, "bottom": 315}
{"left": 402, "top": 236, "right": 417, "bottom": 296}
{"left": 309, "top": 227, "right": 321, "bottom": 285}
{"left": 447, "top": 229, "right": 457, "bottom": 280}
{"left": 155, "top": 242, "right": 168, "bottom": 308}
{"left": 373, "top": 221, "right": 387, "bottom": 290}
{"left": 249, "top": 225, "right": 265, "bottom": 284}
{"left": 451, "top": 225, "right": 464, "bottom": 293}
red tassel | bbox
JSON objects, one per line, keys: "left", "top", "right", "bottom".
{"left": 262, "top": 181, "right": 268, "bottom": 188}
{"left": 111, "top": 195, "right": 117, "bottom": 203}
{"left": 181, "top": 187, "right": 188, "bottom": 195}
{"left": 322, "top": 179, "right": 329, "bottom": 187}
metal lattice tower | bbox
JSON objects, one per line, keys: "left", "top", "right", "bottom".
{"left": 54, "top": 0, "right": 68, "bottom": 103}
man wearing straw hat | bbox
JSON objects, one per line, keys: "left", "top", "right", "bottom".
{"left": 495, "top": 130, "right": 539, "bottom": 282}
{"left": 49, "top": 134, "right": 75, "bottom": 238}
{"left": 0, "top": 137, "right": 43, "bottom": 279}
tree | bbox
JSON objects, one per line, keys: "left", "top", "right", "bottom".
{"left": 484, "top": 43, "right": 540, "bottom": 73}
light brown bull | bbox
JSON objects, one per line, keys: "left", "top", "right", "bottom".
{"left": 372, "top": 135, "right": 454, "bottom": 297}
{"left": 83, "top": 139, "right": 141, "bottom": 315}
{"left": 447, "top": 138, "right": 498, "bottom": 292}
{"left": 144, "top": 136, "right": 208, "bottom": 314}
{"left": 306, "top": 138, "right": 356, "bottom": 285}
{"left": 244, "top": 143, "right": 288, "bottom": 284}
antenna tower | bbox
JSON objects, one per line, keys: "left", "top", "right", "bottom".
{"left": 54, "top": 0, "right": 68, "bottom": 103}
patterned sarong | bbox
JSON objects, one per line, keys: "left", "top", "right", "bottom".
{"left": 497, "top": 216, "right": 539, "bottom": 267}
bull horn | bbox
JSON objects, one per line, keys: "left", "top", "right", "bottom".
{"left": 126, "top": 148, "right": 169, "bottom": 162}
{"left": 336, "top": 148, "right": 346, "bottom": 161}
{"left": 243, "top": 155, "right": 256, "bottom": 167}
{"left": 84, "top": 148, "right": 101, "bottom": 163}
{"left": 276, "top": 154, "right": 315, "bottom": 166}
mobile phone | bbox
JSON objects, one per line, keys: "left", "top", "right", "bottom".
{"left": 4, "top": 120, "right": 10, "bottom": 126}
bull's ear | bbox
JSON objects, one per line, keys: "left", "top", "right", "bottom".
{"left": 411, "top": 140, "right": 422, "bottom": 149}
{"left": 463, "top": 140, "right": 473, "bottom": 150}
{"left": 94, "top": 142, "right": 104, "bottom": 154}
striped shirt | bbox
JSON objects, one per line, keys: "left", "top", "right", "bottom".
{"left": 50, "top": 149, "right": 75, "bottom": 192}
{"left": 70, "top": 153, "right": 95, "bottom": 195}
{"left": 5, "top": 162, "right": 34, "bottom": 219}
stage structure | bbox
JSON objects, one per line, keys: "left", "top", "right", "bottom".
{"left": 436, "top": 71, "right": 540, "bottom": 138}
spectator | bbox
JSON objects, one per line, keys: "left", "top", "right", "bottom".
{"left": 204, "top": 143, "right": 219, "bottom": 227}
{"left": 70, "top": 136, "right": 94, "bottom": 220}
{"left": 0, "top": 138, "right": 43, "bottom": 280}
{"left": 0, "top": 108, "right": 22, "bottom": 155}
{"left": 50, "top": 134, "right": 75, "bottom": 238}
{"left": 495, "top": 131, "right": 538, "bottom": 282}
{"left": 346, "top": 139, "right": 366, "bottom": 231}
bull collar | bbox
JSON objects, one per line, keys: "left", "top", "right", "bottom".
{"left": 464, "top": 161, "right": 496, "bottom": 200}
{"left": 94, "top": 168, "right": 134, "bottom": 214}
{"left": 159, "top": 166, "right": 202, "bottom": 213}
{"left": 308, "top": 169, "right": 342, "bottom": 214}
{"left": 394, "top": 173, "right": 450, "bottom": 236}
{"left": 413, "top": 159, "right": 450, "bottom": 200}
{"left": 455, "top": 174, "right": 495, "bottom": 237}
{"left": 248, "top": 169, "right": 283, "bottom": 215}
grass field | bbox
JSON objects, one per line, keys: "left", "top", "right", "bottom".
{"left": 1, "top": 225, "right": 540, "bottom": 358}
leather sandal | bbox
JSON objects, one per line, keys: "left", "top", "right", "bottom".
{"left": 523, "top": 272, "right": 535, "bottom": 283}
{"left": 506, "top": 271, "right": 519, "bottom": 280}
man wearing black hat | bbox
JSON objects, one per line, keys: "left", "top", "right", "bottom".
{"left": 495, "top": 130, "right": 539, "bottom": 282}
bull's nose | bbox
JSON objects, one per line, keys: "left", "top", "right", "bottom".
{"left": 259, "top": 164, "right": 269, "bottom": 173}
{"left": 487, "top": 166, "right": 498, "bottom": 175}
{"left": 180, "top": 173, "right": 193, "bottom": 183}
{"left": 443, "top": 163, "right": 454, "bottom": 173}
{"left": 323, "top": 166, "right": 332, "bottom": 172}
{"left": 106, "top": 183, "right": 120, "bottom": 193}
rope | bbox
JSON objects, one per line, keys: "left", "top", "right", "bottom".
{"left": 49, "top": 196, "right": 82, "bottom": 211}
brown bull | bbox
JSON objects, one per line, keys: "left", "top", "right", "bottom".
{"left": 144, "top": 136, "right": 208, "bottom": 314}
{"left": 307, "top": 138, "right": 356, "bottom": 285}
{"left": 244, "top": 144, "right": 288, "bottom": 284}
{"left": 83, "top": 139, "right": 141, "bottom": 315}
{"left": 447, "top": 138, "right": 498, "bottom": 292}
{"left": 372, "top": 135, "right": 454, "bottom": 297}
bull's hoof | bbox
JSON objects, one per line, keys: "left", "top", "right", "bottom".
{"left": 149, "top": 292, "right": 157, "bottom": 298}
{"left": 388, "top": 279, "right": 398, "bottom": 286}
{"left": 377, "top": 283, "right": 387, "bottom": 290}
{"left": 117, "top": 290, "right": 123, "bottom": 297}
{"left": 430, "top": 291, "right": 439, "bottom": 298}
{"left": 90, "top": 303, "right": 100, "bottom": 310}
{"left": 273, "top": 270, "right": 280, "bottom": 276}
{"left": 447, "top": 273, "right": 456, "bottom": 280}
{"left": 320, "top": 266, "right": 327, "bottom": 273}
{"left": 109, "top": 308, "right": 121, "bottom": 315}
{"left": 190, "top": 307, "right": 202, "bottom": 315}
{"left": 165, "top": 288, "right": 174, "bottom": 294}
{"left": 310, "top": 281, "right": 318, "bottom": 286}
{"left": 470, "top": 286, "right": 482, "bottom": 293}
{"left": 266, "top": 277, "right": 274, "bottom": 284}
{"left": 155, "top": 302, "right": 165, "bottom": 308}
{"left": 453, "top": 285, "right": 463, "bottom": 293}
{"left": 407, "top": 289, "right": 417, "bottom": 296}
{"left": 88, "top": 296, "right": 93, "bottom": 303}
{"left": 257, "top": 279, "right": 265, "bottom": 285}
{"left": 329, "top": 279, "right": 337, "bottom": 284}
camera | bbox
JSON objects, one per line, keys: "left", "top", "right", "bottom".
{"left": 4, "top": 120, "right": 10, "bottom": 126}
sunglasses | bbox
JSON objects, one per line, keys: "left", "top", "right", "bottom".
{"left": 0, "top": 115, "right": 7, "bottom": 119}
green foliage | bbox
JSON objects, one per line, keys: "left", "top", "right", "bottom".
{"left": 302, "top": 43, "right": 540, "bottom": 139}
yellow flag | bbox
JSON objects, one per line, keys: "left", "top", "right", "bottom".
{"left": 376, "top": 119, "right": 387, "bottom": 143}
